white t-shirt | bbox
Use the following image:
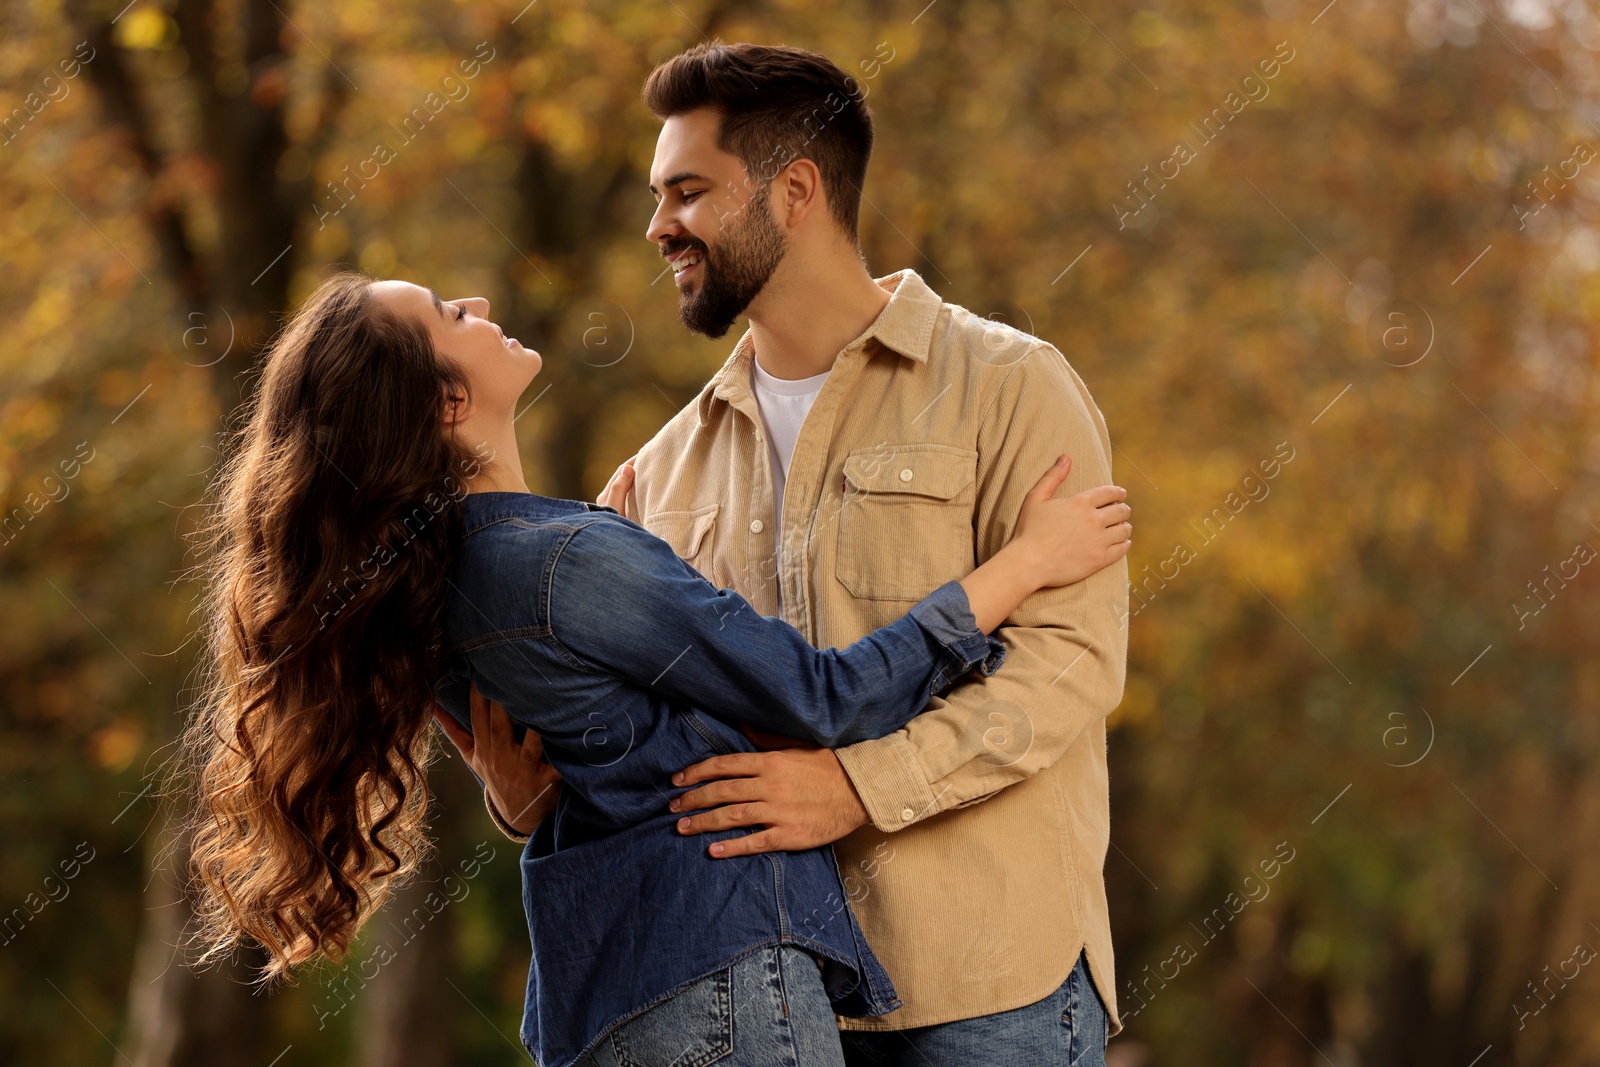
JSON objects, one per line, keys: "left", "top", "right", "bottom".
{"left": 750, "top": 356, "right": 830, "bottom": 600}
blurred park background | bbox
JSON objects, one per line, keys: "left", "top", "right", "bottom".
{"left": 2, "top": 0, "right": 1598, "bottom": 1064}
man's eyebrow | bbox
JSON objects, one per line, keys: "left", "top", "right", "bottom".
{"left": 648, "top": 171, "right": 710, "bottom": 196}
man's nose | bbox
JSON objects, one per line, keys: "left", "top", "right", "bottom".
{"left": 646, "top": 202, "right": 680, "bottom": 247}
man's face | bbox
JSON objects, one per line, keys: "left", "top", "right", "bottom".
{"left": 646, "top": 108, "right": 787, "bottom": 339}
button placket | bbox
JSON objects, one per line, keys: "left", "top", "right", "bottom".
{"left": 726, "top": 392, "right": 778, "bottom": 618}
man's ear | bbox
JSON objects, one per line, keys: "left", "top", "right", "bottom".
{"left": 776, "top": 157, "right": 824, "bottom": 230}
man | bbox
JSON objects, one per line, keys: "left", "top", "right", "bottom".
{"left": 465, "top": 41, "right": 1129, "bottom": 1066}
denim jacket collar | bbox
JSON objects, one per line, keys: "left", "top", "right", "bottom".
{"left": 460, "top": 490, "right": 617, "bottom": 537}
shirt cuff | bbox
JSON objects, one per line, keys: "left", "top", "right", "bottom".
{"left": 483, "top": 789, "right": 531, "bottom": 843}
{"left": 907, "top": 580, "right": 1007, "bottom": 682}
{"left": 835, "top": 731, "right": 946, "bottom": 833}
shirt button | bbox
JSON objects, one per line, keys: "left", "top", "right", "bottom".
{"left": 900, "top": 807, "right": 914, "bottom": 822}
{"left": 750, "top": 519, "right": 765, "bottom": 533}
{"left": 899, "top": 468, "right": 914, "bottom": 482}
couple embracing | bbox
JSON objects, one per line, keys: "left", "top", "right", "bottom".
{"left": 184, "top": 40, "right": 1131, "bottom": 1067}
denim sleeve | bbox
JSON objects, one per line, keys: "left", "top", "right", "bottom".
{"left": 547, "top": 519, "right": 1005, "bottom": 747}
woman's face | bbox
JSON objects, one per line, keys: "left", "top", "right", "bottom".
{"left": 368, "top": 280, "right": 541, "bottom": 418}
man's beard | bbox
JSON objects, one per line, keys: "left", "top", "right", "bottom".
{"left": 675, "top": 185, "right": 786, "bottom": 339}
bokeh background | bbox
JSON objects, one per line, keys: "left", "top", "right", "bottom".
{"left": 3, "top": 0, "right": 1598, "bottom": 1064}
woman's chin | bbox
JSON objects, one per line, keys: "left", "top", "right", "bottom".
{"left": 510, "top": 339, "right": 542, "bottom": 374}
{"left": 517, "top": 360, "right": 542, "bottom": 394}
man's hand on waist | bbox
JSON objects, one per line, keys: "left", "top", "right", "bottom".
{"left": 669, "top": 726, "right": 869, "bottom": 858}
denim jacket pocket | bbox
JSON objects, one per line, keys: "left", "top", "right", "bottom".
{"left": 651, "top": 503, "right": 721, "bottom": 583}
{"left": 609, "top": 965, "right": 733, "bottom": 1067}
{"left": 836, "top": 444, "right": 977, "bottom": 601}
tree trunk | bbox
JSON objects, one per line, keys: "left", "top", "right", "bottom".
{"left": 354, "top": 758, "right": 480, "bottom": 1067}
{"left": 122, "top": 820, "right": 269, "bottom": 1067}
{"left": 67, "top": 0, "right": 334, "bottom": 1060}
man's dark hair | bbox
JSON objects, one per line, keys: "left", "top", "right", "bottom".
{"left": 643, "top": 41, "right": 874, "bottom": 240}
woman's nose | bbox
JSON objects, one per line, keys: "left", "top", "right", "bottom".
{"left": 466, "top": 296, "right": 491, "bottom": 317}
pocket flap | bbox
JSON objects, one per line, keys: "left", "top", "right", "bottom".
{"left": 649, "top": 503, "right": 720, "bottom": 559}
{"left": 843, "top": 445, "right": 977, "bottom": 501}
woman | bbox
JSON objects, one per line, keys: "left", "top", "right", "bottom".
{"left": 182, "top": 273, "right": 1132, "bottom": 1067}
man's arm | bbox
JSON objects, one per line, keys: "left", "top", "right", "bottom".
{"left": 835, "top": 344, "right": 1128, "bottom": 829}
{"left": 671, "top": 344, "right": 1128, "bottom": 853}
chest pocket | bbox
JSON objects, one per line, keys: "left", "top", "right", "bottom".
{"left": 836, "top": 444, "right": 978, "bottom": 601}
{"left": 648, "top": 503, "right": 720, "bottom": 584}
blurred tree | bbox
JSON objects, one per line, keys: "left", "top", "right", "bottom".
{"left": 55, "top": 1, "right": 317, "bottom": 1062}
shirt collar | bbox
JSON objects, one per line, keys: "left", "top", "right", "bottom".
{"left": 704, "top": 269, "right": 941, "bottom": 417}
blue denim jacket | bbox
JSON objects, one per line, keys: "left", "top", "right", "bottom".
{"left": 434, "top": 491, "right": 1004, "bottom": 1067}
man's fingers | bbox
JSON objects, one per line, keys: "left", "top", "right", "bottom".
{"left": 670, "top": 777, "right": 764, "bottom": 813}
{"left": 523, "top": 736, "right": 562, "bottom": 781}
{"left": 706, "top": 828, "right": 789, "bottom": 859}
{"left": 676, "top": 802, "right": 768, "bottom": 835}
{"left": 520, "top": 723, "right": 549, "bottom": 763}
{"left": 672, "top": 752, "right": 766, "bottom": 786}
{"left": 486, "top": 694, "right": 515, "bottom": 749}
{"left": 468, "top": 684, "right": 490, "bottom": 739}
{"left": 431, "top": 705, "right": 474, "bottom": 760}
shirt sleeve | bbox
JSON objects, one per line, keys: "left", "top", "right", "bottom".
{"left": 834, "top": 343, "right": 1130, "bottom": 831}
{"left": 547, "top": 518, "right": 1005, "bottom": 747}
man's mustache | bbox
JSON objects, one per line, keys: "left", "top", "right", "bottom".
{"left": 661, "top": 238, "right": 710, "bottom": 261}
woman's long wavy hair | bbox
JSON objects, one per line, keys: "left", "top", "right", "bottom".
{"left": 181, "top": 272, "right": 479, "bottom": 980}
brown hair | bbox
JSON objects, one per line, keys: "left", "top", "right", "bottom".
{"left": 643, "top": 41, "right": 874, "bottom": 238}
{"left": 180, "top": 272, "right": 478, "bottom": 980}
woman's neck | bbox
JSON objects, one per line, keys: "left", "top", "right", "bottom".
{"left": 458, "top": 421, "right": 531, "bottom": 495}
{"left": 467, "top": 463, "right": 531, "bottom": 494}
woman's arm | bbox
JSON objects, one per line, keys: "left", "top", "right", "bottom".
{"left": 959, "top": 455, "right": 1131, "bottom": 631}
{"left": 549, "top": 456, "right": 1128, "bottom": 747}
{"left": 549, "top": 518, "right": 994, "bottom": 748}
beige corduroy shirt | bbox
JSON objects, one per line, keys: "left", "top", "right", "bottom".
{"left": 628, "top": 269, "right": 1129, "bottom": 1033}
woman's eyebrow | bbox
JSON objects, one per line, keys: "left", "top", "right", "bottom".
{"left": 429, "top": 289, "right": 446, "bottom": 318}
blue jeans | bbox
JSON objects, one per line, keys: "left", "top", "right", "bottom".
{"left": 838, "top": 951, "right": 1108, "bottom": 1067}
{"left": 575, "top": 945, "right": 846, "bottom": 1067}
